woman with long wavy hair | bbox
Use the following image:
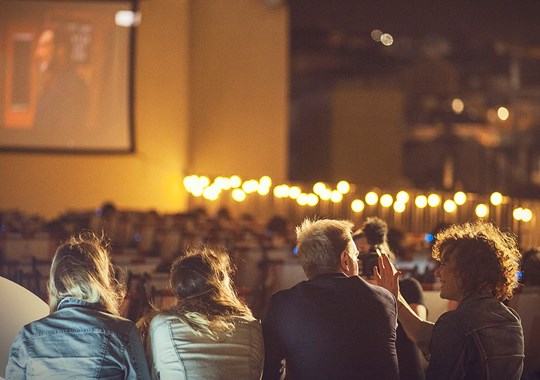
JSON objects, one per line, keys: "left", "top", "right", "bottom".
{"left": 6, "top": 231, "right": 150, "bottom": 379}
{"left": 138, "top": 245, "right": 263, "bottom": 380}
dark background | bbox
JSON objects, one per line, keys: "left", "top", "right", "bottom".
{"left": 289, "top": 0, "right": 540, "bottom": 198}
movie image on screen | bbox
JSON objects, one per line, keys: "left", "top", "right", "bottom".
{"left": 0, "top": 0, "right": 137, "bottom": 152}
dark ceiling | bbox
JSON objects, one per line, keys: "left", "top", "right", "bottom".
{"left": 287, "top": 0, "right": 540, "bottom": 193}
{"left": 290, "top": 0, "right": 540, "bottom": 83}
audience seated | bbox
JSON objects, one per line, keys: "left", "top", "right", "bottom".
{"left": 355, "top": 217, "right": 428, "bottom": 380}
{"left": 5, "top": 231, "right": 150, "bottom": 379}
{"left": 377, "top": 221, "right": 524, "bottom": 380}
{"left": 137, "top": 245, "right": 264, "bottom": 380}
{"left": 3, "top": 205, "right": 540, "bottom": 379}
{"left": 263, "top": 218, "right": 399, "bottom": 380}
{"left": 509, "top": 247, "right": 540, "bottom": 378}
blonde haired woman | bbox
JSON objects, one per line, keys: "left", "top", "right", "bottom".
{"left": 6, "top": 231, "right": 150, "bottom": 379}
{"left": 138, "top": 246, "right": 263, "bottom": 380}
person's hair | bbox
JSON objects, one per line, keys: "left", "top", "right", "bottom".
{"left": 432, "top": 221, "right": 521, "bottom": 301}
{"left": 138, "top": 245, "right": 252, "bottom": 343}
{"left": 387, "top": 228, "right": 406, "bottom": 259}
{"left": 362, "top": 217, "right": 388, "bottom": 246}
{"left": 521, "top": 247, "right": 540, "bottom": 286}
{"left": 296, "top": 218, "right": 354, "bottom": 279}
{"left": 48, "top": 230, "right": 125, "bottom": 314}
{"left": 352, "top": 229, "right": 365, "bottom": 242}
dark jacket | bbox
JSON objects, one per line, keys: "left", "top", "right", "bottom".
{"left": 427, "top": 294, "right": 524, "bottom": 380}
{"left": 262, "top": 272, "right": 399, "bottom": 380}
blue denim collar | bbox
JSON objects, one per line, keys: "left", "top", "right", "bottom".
{"left": 57, "top": 297, "right": 107, "bottom": 312}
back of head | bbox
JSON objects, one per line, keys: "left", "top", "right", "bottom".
{"left": 48, "top": 231, "right": 124, "bottom": 314}
{"left": 165, "top": 246, "right": 252, "bottom": 340}
{"left": 296, "top": 218, "right": 354, "bottom": 279}
{"left": 359, "top": 217, "right": 395, "bottom": 272}
{"left": 521, "top": 247, "right": 540, "bottom": 286}
{"left": 432, "top": 221, "right": 521, "bottom": 301}
{"left": 362, "top": 217, "right": 387, "bottom": 246}
{"left": 170, "top": 246, "right": 233, "bottom": 302}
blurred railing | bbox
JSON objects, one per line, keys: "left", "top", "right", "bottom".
{"left": 184, "top": 175, "right": 540, "bottom": 248}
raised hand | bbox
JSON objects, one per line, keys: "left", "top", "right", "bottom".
{"left": 373, "top": 253, "right": 401, "bottom": 299}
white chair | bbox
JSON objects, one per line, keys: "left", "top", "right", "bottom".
{"left": 0, "top": 276, "right": 49, "bottom": 378}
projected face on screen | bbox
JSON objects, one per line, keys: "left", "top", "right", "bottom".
{"left": 35, "top": 29, "right": 55, "bottom": 71}
{"left": 0, "top": 0, "right": 136, "bottom": 152}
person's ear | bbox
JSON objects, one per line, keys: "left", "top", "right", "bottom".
{"left": 340, "top": 250, "right": 350, "bottom": 272}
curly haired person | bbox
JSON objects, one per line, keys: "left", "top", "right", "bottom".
{"left": 376, "top": 221, "right": 524, "bottom": 380}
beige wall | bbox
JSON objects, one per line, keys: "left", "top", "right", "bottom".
{"left": 331, "top": 80, "right": 406, "bottom": 187}
{"left": 0, "top": 0, "right": 289, "bottom": 218}
{"left": 189, "top": 0, "right": 289, "bottom": 181}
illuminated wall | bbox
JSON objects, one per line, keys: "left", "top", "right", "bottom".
{"left": 0, "top": 0, "right": 289, "bottom": 218}
{"left": 189, "top": 0, "right": 289, "bottom": 180}
{"left": 331, "top": 80, "right": 405, "bottom": 187}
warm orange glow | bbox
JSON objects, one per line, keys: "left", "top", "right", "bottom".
{"left": 393, "top": 201, "right": 406, "bottom": 213}
{"left": 351, "top": 199, "right": 365, "bottom": 212}
{"left": 454, "top": 191, "right": 467, "bottom": 205}
{"left": 490, "top": 192, "right": 503, "bottom": 206}
{"left": 475, "top": 204, "right": 489, "bottom": 218}
{"left": 380, "top": 194, "right": 393, "bottom": 208}
{"left": 365, "top": 192, "right": 378, "bottom": 205}
{"left": 337, "top": 180, "right": 350, "bottom": 194}
{"left": 415, "top": 195, "right": 427, "bottom": 209}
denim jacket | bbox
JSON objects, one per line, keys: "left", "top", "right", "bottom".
{"left": 5, "top": 297, "right": 151, "bottom": 380}
{"left": 426, "top": 294, "right": 524, "bottom": 380}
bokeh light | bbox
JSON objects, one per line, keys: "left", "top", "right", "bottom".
{"left": 203, "top": 186, "right": 220, "bottom": 201}
{"left": 454, "top": 191, "right": 467, "bottom": 205}
{"left": 319, "top": 188, "right": 331, "bottom": 201}
{"left": 522, "top": 208, "right": 533, "bottom": 222}
{"left": 393, "top": 201, "right": 406, "bottom": 213}
{"left": 232, "top": 188, "right": 246, "bottom": 202}
{"left": 229, "top": 175, "right": 242, "bottom": 188}
{"left": 443, "top": 199, "right": 457, "bottom": 213}
{"left": 427, "top": 193, "right": 441, "bottom": 207}
{"left": 289, "top": 186, "right": 301, "bottom": 199}
{"left": 330, "top": 190, "right": 343, "bottom": 203}
{"left": 380, "top": 194, "right": 393, "bottom": 208}
{"left": 242, "top": 179, "right": 259, "bottom": 194}
{"left": 313, "top": 182, "right": 327, "bottom": 195}
{"left": 273, "top": 184, "right": 290, "bottom": 198}
{"left": 452, "top": 98, "right": 464, "bottom": 114}
{"left": 307, "top": 193, "right": 319, "bottom": 206}
{"left": 259, "top": 176, "right": 272, "bottom": 188}
{"left": 371, "top": 29, "right": 383, "bottom": 42}
{"left": 396, "top": 190, "right": 410, "bottom": 204}
{"left": 198, "top": 176, "right": 210, "bottom": 188}
{"left": 337, "top": 180, "right": 351, "bottom": 194}
{"left": 490, "top": 192, "right": 503, "bottom": 206}
{"left": 351, "top": 199, "right": 365, "bottom": 212}
{"left": 365, "top": 191, "right": 379, "bottom": 205}
{"left": 497, "top": 106, "right": 509, "bottom": 121}
{"left": 380, "top": 33, "right": 393, "bottom": 46}
{"left": 415, "top": 195, "right": 427, "bottom": 209}
{"left": 475, "top": 204, "right": 489, "bottom": 218}
{"left": 297, "top": 193, "right": 309, "bottom": 206}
